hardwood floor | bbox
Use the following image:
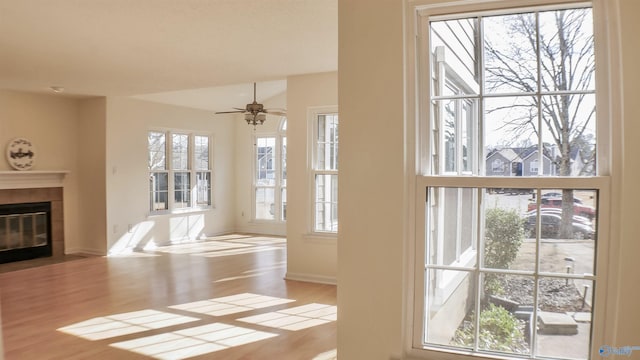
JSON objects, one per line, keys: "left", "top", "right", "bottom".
{"left": 0, "top": 234, "right": 337, "bottom": 360}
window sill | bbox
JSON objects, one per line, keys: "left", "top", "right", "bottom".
{"left": 304, "top": 232, "right": 338, "bottom": 243}
{"left": 148, "top": 206, "right": 213, "bottom": 217}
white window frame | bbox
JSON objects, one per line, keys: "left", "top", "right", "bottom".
{"left": 252, "top": 118, "right": 287, "bottom": 222}
{"left": 309, "top": 107, "right": 339, "bottom": 235}
{"left": 491, "top": 158, "right": 504, "bottom": 173}
{"left": 404, "top": 0, "right": 619, "bottom": 359}
{"left": 148, "top": 129, "right": 213, "bottom": 215}
{"left": 530, "top": 158, "right": 539, "bottom": 174}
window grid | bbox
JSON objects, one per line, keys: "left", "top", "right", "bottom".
{"left": 312, "top": 113, "right": 338, "bottom": 233}
{"left": 253, "top": 118, "right": 287, "bottom": 221}
{"left": 148, "top": 131, "right": 212, "bottom": 213}
{"left": 413, "top": 3, "right": 604, "bottom": 359}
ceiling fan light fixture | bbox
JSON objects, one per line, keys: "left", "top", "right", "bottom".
{"left": 245, "top": 113, "right": 267, "bottom": 127}
{"left": 216, "top": 82, "right": 285, "bottom": 128}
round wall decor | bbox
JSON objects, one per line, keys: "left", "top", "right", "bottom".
{"left": 6, "top": 137, "right": 36, "bottom": 170}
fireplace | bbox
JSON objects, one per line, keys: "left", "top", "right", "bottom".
{"left": 0, "top": 171, "right": 67, "bottom": 262}
{"left": 0, "top": 202, "right": 52, "bottom": 263}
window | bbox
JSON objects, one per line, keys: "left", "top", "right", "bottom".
{"left": 410, "top": 2, "right": 607, "bottom": 359}
{"left": 254, "top": 118, "right": 287, "bottom": 221}
{"left": 311, "top": 110, "right": 338, "bottom": 233}
{"left": 530, "top": 159, "right": 539, "bottom": 174}
{"left": 491, "top": 159, "right": 504, "bottom": 173}
{"left": 148, "top": 131, "right": 211, "bottom": 213}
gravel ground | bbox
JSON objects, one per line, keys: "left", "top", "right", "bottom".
{"left": 499, "top": 276, "right": 589, "bottom": 312}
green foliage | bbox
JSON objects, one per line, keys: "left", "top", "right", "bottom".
{"left": 452, "top": 304, "right": 529, "bottom": 354}
{"left": 484, "top": 207, "right": 524, "bottom": 269}
{"left": 484, "top": 207, "right": 524, "bottom": 294}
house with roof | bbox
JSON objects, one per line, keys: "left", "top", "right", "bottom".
{"left": 486, "top": 146, "right": 554, "bottom": 176}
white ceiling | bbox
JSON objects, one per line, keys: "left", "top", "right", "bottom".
{"left": 0, "top": 0, "right": 337, "bottom": 111}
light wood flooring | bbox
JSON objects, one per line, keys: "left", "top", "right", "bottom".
{"left": 0, "top": 234, "right": 337, "bottom": 360}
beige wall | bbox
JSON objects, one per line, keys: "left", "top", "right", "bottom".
{"left": 613, "top": 0, "right": 640, "bottom": 346}
{"left": 75, "top": 98, "right": 107, "bottom": 254}
{"left": 105, "top": 97, "right": 237, "bottom": 253}
{"left": 285, "top": 72, "right": 338, "bottom": 284}
{"left": 338, "top": 0, "right": 405, "bottom": 357}
{"left": 0, "top": 90, "right": 82, "bottom": 254}
{"left": 337, "top": 0, "right": 640, "bottom": 358}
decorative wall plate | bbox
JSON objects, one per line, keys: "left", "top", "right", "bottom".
{"left": 6, "top": 137, "right": 36, "bottom": 170}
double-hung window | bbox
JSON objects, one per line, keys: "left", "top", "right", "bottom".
{"left": 254, "top": 118, "right": 287, "bottom": 221}
{"left": 410, "top": 1, "right": 608, "bottom": 359}
{"left": 148, "top": 130, "right": 212, "bottom": 213}
{"left": 311, "top": 110, "right": 339, "bottom": 233}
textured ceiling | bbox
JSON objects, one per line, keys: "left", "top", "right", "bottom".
{"left": 0, "top": 0, "right": 337, "bottom": 110}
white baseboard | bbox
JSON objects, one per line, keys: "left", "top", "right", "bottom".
{"left": 65, "top": 248, "right": 106, "bottom": 256}
{"left": 285, "top": 272, "right": 337, "bottom": 285}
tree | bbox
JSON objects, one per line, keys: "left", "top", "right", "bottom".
{"left": 484, "top": 8, "right": 595, "bottom": 238}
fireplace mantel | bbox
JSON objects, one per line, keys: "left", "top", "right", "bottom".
{"left": 0, "top": 170, "right": 69, "bottom": 190}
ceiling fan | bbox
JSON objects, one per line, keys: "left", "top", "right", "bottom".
{"left": 215, "top": 82, "right": 286, "bottom": 127}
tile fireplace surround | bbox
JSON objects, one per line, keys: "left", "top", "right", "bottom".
{"left": 0, "top": 171, "right": 68, "bottom": 258}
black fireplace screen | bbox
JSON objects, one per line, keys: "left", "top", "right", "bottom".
{"left": 0, "top": 202, "right": 52, "bottom": 263}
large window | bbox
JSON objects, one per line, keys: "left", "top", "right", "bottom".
{"left": 148, "top": 131, "right": 211, "bottom": 213}
{"left": 411, "top": 2, "right": 607, "bottom": 359}
{"left": 311, "top": 110, "right": 338, "bottom": 233}
{"left": 254, "top": 118, "right": 287, "bottom": 221}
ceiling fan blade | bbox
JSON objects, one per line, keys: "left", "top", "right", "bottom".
{"left": 215, "top": 110, "right": 245, "bottom": 114}
{"left": 263, "top": 109, "right": 287, "bottom": 116}
{"left": 233, "top": 107, "right": 246, "bottom": 111}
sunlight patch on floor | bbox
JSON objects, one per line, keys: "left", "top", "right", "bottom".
{"left": 57, "top": 309, "right": 200, "bottom": 341}
{"left": 168, "top": 293, "right": 295, "bottom": 317}
{"left": 110, "top": 323, "right": 278, "bottom": 360}
{"left": 313, "top": 348, "right": 338, "bottom": 360}
{"left": 238, "top": 303, "right": 337, "bottom": 331}
{"left": 197, "top": 245, "right": 283, "bottom": 258}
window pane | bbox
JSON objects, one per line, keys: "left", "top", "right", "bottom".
{"left": 425, "top": 269, "right": 476, "bottom": 348}
{"left": 443, "top": 188, "right": 458, "bottom": 264}
{"left": 316, "top": 114, "right": 338, "bottom": 171}
{"left": 536, "top": 278, "right": 593, "bottom": 359}
{"left": 315, "top": 174, "right": 338, "bottom": 232}
{"left": 256, "top": 137, "right": 276, "bottom": 186}
{"left": 478, "top": 274, "right": 533, "bottom": 356}
{"left": 281, "top": 188, "right": 287, "bottom": 221}
{"left": 435, "top": 98, "right": 478, "bottom": 175}
{"left": 484, "top": 97, "right": 538, "bottom": 176}
{"left": 427, "top": 187, "right": 477, "bottom": 267}
{"left": 483, "top": 189, "right": 534, "bottom": 272}
{"left": 194, "top": 135, "right": 209, "bottom": 170}
{"left": 460, "top": 188, "right": 474, "bottom": 251}
{"left": 541, "top": 94, "right": 596, "bottom": 176}
{"left": 148, "top": 131, "right": 166, "bottom": 170}
{"left": 443, "top": 99, "right": 457, "bottom": 173}
{"left": 172, "top": 134, "right": 189, "bottom": 170}
{"left": 149, "top": 172, "right": 168, "bottom": 211}
{"left": 430, "top": 18, "right": 480, "bottom": 95}
{"left": 483, "top": 12, "right": 537, "bottom": 94}
{"left": 196, "top": 172, "right": 211, "bottom": 206}
{"left": 255, "top": 187, "right": 275, "bottom": 220}
{"left": 282, "top": 137, "right": 287, "bottom": 187}
{"left": 539, "top": 9, "right": 595, "bottom": 92}
{"left": 174, "top": 172, "right": 190, "bottom": 209}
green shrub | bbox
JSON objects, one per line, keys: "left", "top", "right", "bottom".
{"left": 484, "top": 208, "right": 524, "bottom": 269}
{"left": 452, "top": 304, "right": 529, "bottom": 354}
{"left": 484, "top": 208, "right": 524, "bottom": 294}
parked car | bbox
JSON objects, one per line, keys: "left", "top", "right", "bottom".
{"left": 524, "top": 208, "right": 593, "bottom": 228}
{"left": 540, "top": 192, "right": 583, "bottom": 204}
{"left": 527, "top": 197, "right": 595, "bottom": 219}
{"left": 523, "top": 212, "right": 595, "bottom": 239}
